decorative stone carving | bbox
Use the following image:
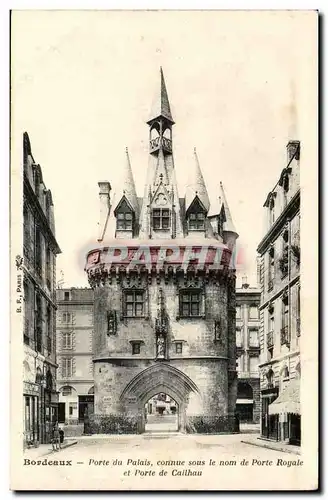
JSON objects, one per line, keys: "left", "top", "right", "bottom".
{"left": 156, "top": 334, "right": 166, "bottom": 359}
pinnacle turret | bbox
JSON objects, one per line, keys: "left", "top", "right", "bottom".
{"left": 113, "top": 148, "right": 139, "bottom": 217}
{"left": 219, "top": 182, "right": 238, "bottom": 236}
{"left": 185, "top": 148, "right": 210, "bottom": 213}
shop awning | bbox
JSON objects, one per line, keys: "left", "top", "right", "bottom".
{"left": 268, "top": 378, "right": 300, "bottom": 415}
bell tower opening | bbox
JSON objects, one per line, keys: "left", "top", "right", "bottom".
{"left": 144, "top": 393, "right": 178, "bottom": 433}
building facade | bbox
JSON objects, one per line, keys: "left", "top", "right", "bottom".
{"left": 257, "top": 140, "right": 301, "bottom": 445}
{"left": 56, "top": 288, "right": 94, "bottom": 424}
{"left": 146, "top": 394, "right": 177, "bottom": 416}
{"left": 23, "top": 132, "right": 61, "bottom": 446}
{"left": 235, "top": 280, "right": 261, "bottom": 423}
{"left": 84, "top": 69, "right": 239, "bottom": 434}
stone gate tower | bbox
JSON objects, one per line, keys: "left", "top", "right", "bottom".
{"left": 85, "top": 69, "right": 239, "bottom": 434}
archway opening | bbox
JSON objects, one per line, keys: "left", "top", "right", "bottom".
{"left": 144, "top": 392, "right": 178, "bottom": 433}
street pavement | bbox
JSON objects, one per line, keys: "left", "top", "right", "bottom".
{"left": 145, "top": 413, "right": 178, "bottom": 432}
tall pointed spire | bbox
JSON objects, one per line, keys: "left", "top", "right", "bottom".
{"left": 219, "top": 181, "right": 238, "bottom": 236}
{"left": 185, "top": 148, "right": 210, "bottom": 213}
{"left": 113, "top": 148, "right": 139, "bottom": 216}
{"left": 147, "top": 67, "right": 174, "bottom": 124}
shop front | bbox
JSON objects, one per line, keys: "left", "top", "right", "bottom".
{"left": 23, "top": 381, "right": 40, "bottom": 447}
{"left": 268, "top": 377, "right": 301, "bottom": 446}
{"left": 261, "top": 386, "right": 279, "bottom": 440}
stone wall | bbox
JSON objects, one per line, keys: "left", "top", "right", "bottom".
{"left": 91, "top": 269, "right": 237, "bottom": 434}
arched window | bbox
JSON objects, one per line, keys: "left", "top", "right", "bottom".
{"left": 163, "top": 127, "right": 171, "bottom": 140}
{"left": 61, "top": 385, "right": 73, "bottom": 396}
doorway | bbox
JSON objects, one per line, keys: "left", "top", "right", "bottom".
{"left": 78, "top": 395, "right": 95, "bottom": 422}
{"left": 58, "top": 402, "right": 65, "bottom": 423}
{"left": 144, "top": 393, "right": 178, "bottom": 433}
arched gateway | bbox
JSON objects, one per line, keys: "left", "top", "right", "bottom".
{"left": 120, "top": 364, "right": 201, "bottom": 433}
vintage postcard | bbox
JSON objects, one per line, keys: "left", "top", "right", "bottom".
{"left": 10, "top": 9, "right": 318, "bottom": 491}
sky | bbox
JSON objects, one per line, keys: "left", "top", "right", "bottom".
{"left": 11, "top": 10, "right": 308, "bottom": 288}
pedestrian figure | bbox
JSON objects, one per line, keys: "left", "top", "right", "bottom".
{"left": 52, "top": 421, "right": 61, "bottom": 452}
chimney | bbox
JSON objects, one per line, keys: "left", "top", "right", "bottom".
{"left": 241, "top": 276, "right": 249, "bottom": 289}
{"left": 286, "top": 140, "right": 300, "bottom": 163}
{"left": 98, "top": 181, "right": 111, "bottom": 242}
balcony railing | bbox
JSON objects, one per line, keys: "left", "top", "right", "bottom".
{"left": 267, "top": 330, "right": 274, "bottom": 348}
{"left": 296, "top": 318, "right": 301, "bottom": 337}
{"left": 149, "top": 136, "right": 172, "bottom": 153}
{"left": 280, "top": 326, "right": 290, "bottom": 346}
{"left": 162, "top": 137, "right": 172, "bottom": 152}
{"left": 150, "top": 137, "right": 160, "bottom": 151}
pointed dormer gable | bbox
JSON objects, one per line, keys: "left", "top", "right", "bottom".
{"left": 185, "top": 195, "right": 207, "bottom": 236}
{"left": 114, "top": 196, "right": 135, "bottom": 236}
{"left": 185, "top": 148, "right": 210, "bottom": 214}
{"left": 147, "top": 67, "right": 174, "bottom": 125}
{"left": 113, "top": 148, "right": 139, "bottom": 216}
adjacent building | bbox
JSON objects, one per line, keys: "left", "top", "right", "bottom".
{"left": 235, "top": 279, "right": 261, "bottom": 423}
{"left": 23, "top": 132, "right": 61, "bottom": 446}
{"left": 146, "top": 394, "right": 177, "bottom": 416}
{"left": 56, "top": 288, "right": 94, "bottom": 424}
{"left": 84, "top": 68, "right": 240, "bottom": 434}
{"left": 257, "top": 140, "right": 301, "bottom": 445}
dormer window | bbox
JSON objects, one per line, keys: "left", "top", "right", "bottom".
{"left": 117, "top": 212, "right": 133, "bottom": 230}
{"left": 115, "top": 197, "right": 134, "bottom": 232}
{"left": 189, "top": 212, "right": 205, "bottom": 230}
{"left": 186, "top": 197, "right": 207, "bottom": 232}
{"left": 152, "top": 208, "right": 170, "bottom": 230}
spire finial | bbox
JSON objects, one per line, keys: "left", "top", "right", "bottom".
{"left": 194, "top": 147, "right": 197, "bottom": 153}
{"left": 147, "top": 68, "right": 174, "bottom": 124}
{"left": 125, "top": 147, "right": 128, "bottom": 153}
